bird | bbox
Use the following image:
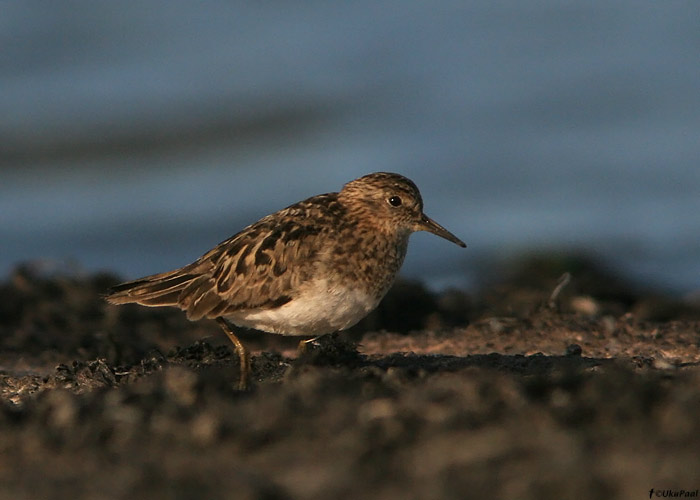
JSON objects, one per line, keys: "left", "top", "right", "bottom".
{"left": 106, "top": 172, "right": 466, "bottom": 389}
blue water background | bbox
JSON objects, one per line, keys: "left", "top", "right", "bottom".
{"left": 2, "top": 1, "right": 699, "bottom": 293}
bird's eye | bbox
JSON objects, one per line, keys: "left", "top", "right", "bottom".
{"left": 388, "top": 196, "right": 402, "bottom": 207}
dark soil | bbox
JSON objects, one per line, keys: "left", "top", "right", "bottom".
{"left": 1, "top": 257, "right": 699, "bottom": 500}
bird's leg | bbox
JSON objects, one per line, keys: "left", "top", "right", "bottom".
{"left": 216, "top": 318, "right": 250, "bottom": 391}
{"left": 297, "top": 335, "right": 324, "bottom": 356}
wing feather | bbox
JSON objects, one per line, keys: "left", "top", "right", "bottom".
{"left": 106, "top": 192, "right": 347, "bottom": 321}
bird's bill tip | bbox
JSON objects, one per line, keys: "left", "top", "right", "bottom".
{"left": 418, "top": 215, "right": 466, "bottom": 247}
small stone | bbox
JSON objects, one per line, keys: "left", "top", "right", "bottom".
{"left": 565, "top": 344, "right": 582, "bottom": 357}
{"left": 570, "top": 295, "right": 599, "bottom": 316}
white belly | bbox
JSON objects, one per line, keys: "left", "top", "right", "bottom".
{"left": 225, "top": 279, "right": 379, "bottom": 335}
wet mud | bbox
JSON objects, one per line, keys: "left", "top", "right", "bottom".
{"left": 1, "top": 257, "right": 699, "bottom": 499}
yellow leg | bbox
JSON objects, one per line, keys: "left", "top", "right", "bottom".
{"left": 297, "top": 335, "right": 323, "bottom": 356}
{"left": 216, "top": 318, "right": 250, "bottom": 390}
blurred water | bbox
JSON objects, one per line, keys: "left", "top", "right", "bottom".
{"left": 2, "top": 1, "right": 699, "bottom": 293}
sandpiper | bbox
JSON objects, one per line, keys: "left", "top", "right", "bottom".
{"left": 106, "top": 172, "right": 466, "bottom": 389}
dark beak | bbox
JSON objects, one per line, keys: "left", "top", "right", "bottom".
{"left": 418, "top": 214, "right": 466, "bottom": 247}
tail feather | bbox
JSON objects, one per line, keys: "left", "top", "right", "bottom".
{"left": 105, "top": 270, "right": 199, "bottom": 308}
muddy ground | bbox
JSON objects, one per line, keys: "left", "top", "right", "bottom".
{"left": 1, "top": 256, "right": 699, "bottom": 500}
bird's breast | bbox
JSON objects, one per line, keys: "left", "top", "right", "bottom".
{"left": 326, "top": 230, "right": 409, "bottom": 298}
